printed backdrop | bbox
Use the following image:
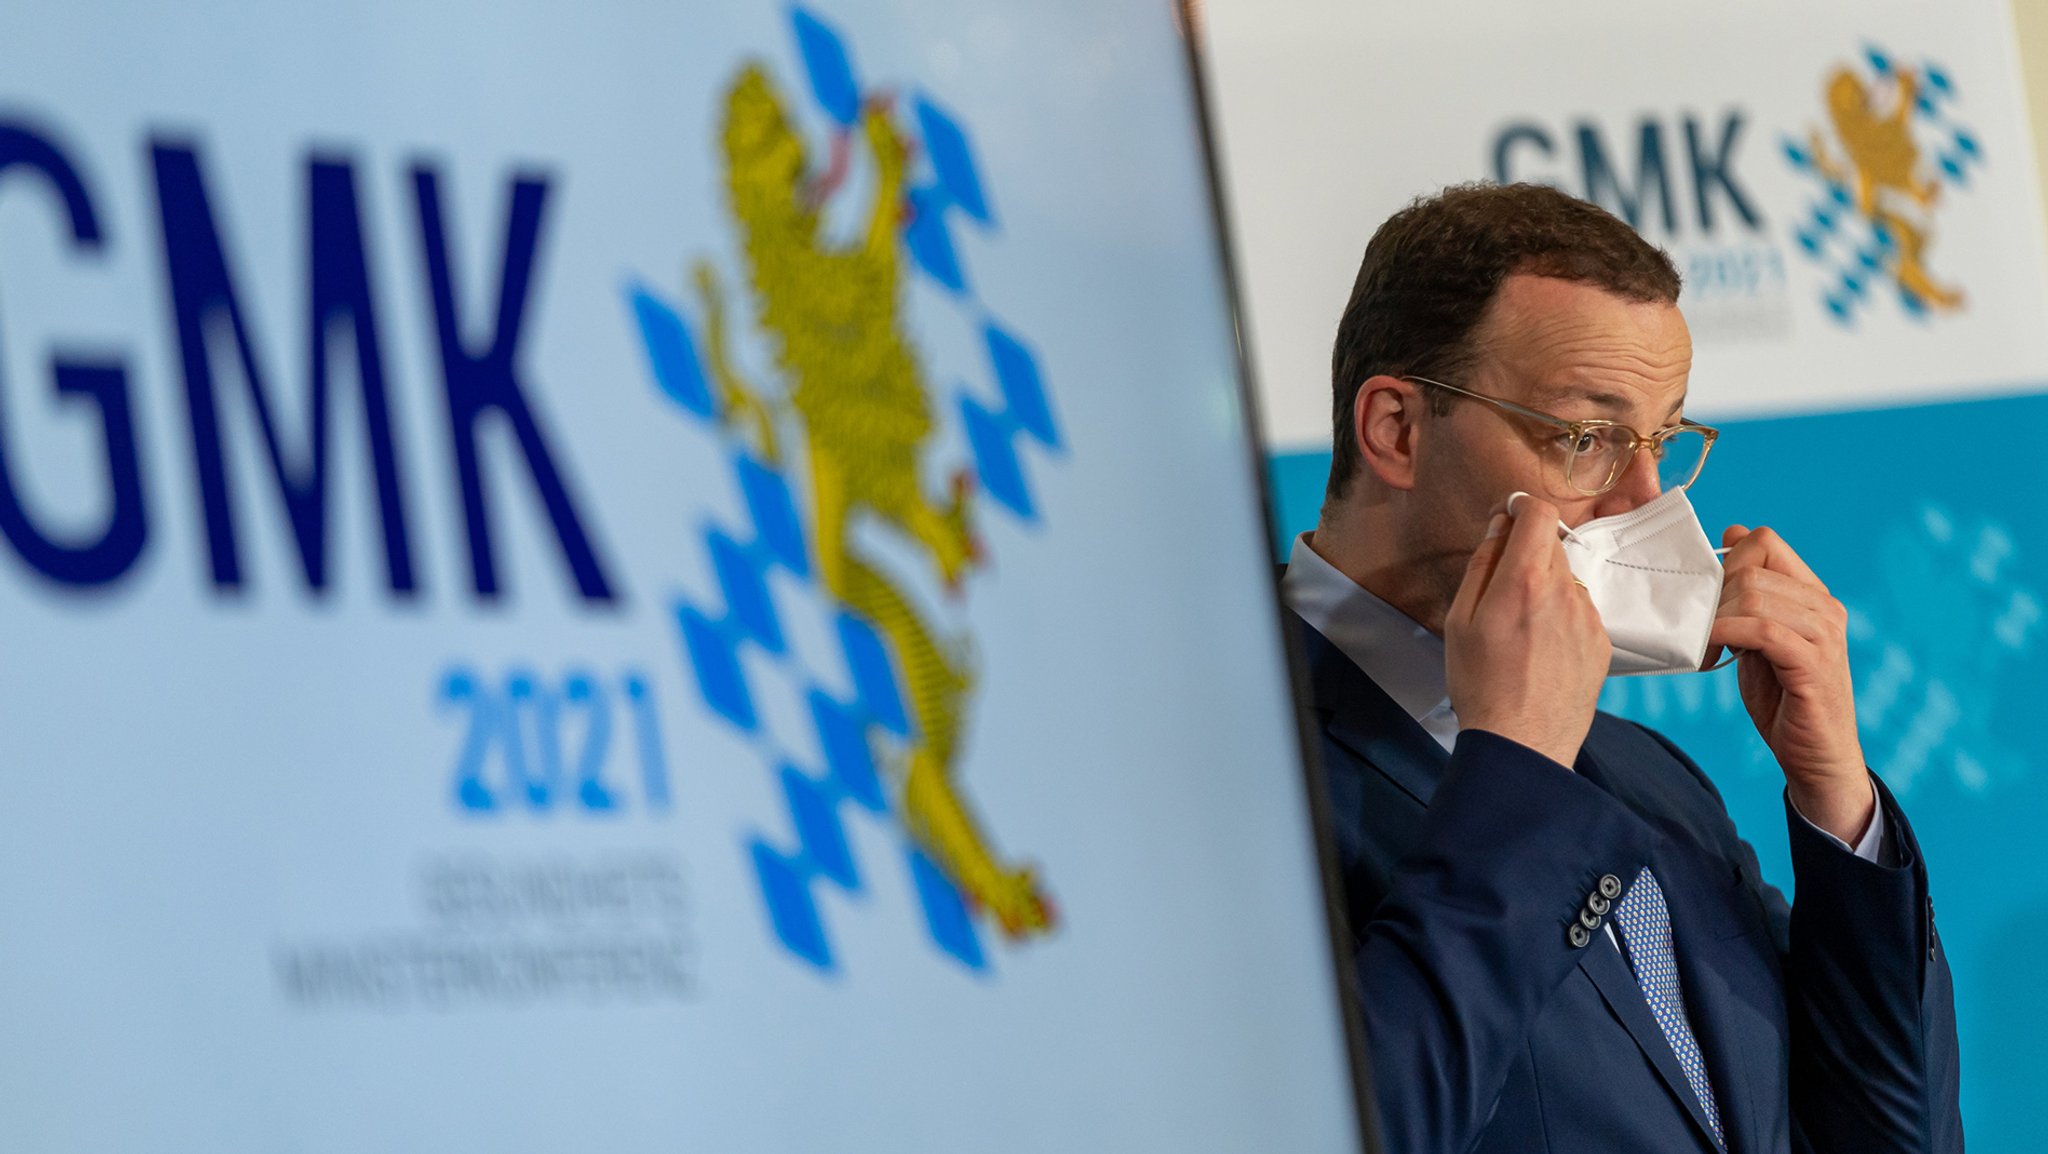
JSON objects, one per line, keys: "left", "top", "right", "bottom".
{"left": 0, "top": 2, "right": 1363, "bottom": 1150}
{"left": 1204, "top": 0, "right": 2048, "bottom": 1149}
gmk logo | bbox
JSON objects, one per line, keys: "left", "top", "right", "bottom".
{"left": 1487, "top": 44, "right": 1987, "bottom": 334}
{"left": 0, "top": 124, "right": 615, "bottom": 601}
{"left": 1490, "top": 109, "right": 1793, "bottom": 337}
{"left": 1491, "top": 110, "right": 1764, "bottom": 239}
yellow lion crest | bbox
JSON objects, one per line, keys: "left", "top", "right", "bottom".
{"left": 685, "top": 64, "right": 1056, "bottom": 940}
{"left": 1804, "top": 64, "right": 1964, "bottom": 312}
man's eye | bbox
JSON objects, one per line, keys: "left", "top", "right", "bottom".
{"left": 1570, "top": 431, "right": 1602, "bottom": 454}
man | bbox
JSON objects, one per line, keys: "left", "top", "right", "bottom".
{"left": 1286, "top": 183, "right": 1961, "bottom": 1153}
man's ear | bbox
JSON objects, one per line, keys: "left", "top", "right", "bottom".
{"left": 1353, "top": 374, "right": 1425, "bottom": 491}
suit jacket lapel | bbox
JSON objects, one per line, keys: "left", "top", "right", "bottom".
{"left": 1577, "top": 739, "right": 1738, "bottom": 1152}
{"left": 1297, "top": 614, "right": 1447, "bottom": 807}
{"left": 1577, "top": 938, "right": 1728, "bottom": 1148}
{"left": 1655, "top": 842, "right": 1772, "bottom": 1154}
{"left": 1674, "top": 932, "right": 1767, "bottom": 1154}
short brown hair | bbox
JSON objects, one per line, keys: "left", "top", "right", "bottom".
{"left": 1325, "top": 182, "right": 1681, "bottom": 498}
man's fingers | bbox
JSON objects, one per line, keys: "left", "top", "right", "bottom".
{"left": 1454, "top": 495, "right": 1572, "bottom": 627}
{"left": 1755, "top": 527, "right": 1825, "bottom": 586}
{"left": 1716, "top": 567, "right": 1848, "bottom": 655}
{"left": 1717, "top": 564, "right": 1839, "bottom": 609}
{"left": 1721, "top": 524, "right": 1760, "bottom": 574}
{"left": 1721, "top": 524, "right": 1825, "bottom": 589}
{"left": 1714, "top": 596, "right": 1841, "bottom": 650}
{"left": 1707, "top": 613, "right": 1820, "bottom": 673}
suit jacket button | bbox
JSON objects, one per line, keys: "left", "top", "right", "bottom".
{"left": 1579, "top": 908, "right": 1602, "bottom": 931}
{"left": 1588, "top": 893, "right": 1611, "bottom": 916}
{"left": 1568, "top": 923, "right": 1591, "bottom": 948}
{"left": 1599, "top": 874, "right": 1623, "bottom": 899}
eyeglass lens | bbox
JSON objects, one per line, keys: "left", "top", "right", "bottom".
{"left": 1571, "top": 427, "right": 1710, "bottom": 494}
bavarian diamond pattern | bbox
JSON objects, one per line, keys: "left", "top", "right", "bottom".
{"left": 625, "top": 8, "right": 1065, "bottom": 977}
{"left": 1611, "top": 867, "right": 1725, "bottom": 1147}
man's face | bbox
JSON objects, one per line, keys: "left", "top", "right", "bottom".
{"left": 1406, "top": 274, "right": 1695, "bottom": 605}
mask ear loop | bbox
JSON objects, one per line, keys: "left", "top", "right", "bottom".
{"left": 1504, "top": 492, "right": 1587, "bottom": 546}
{"left": 1704, "top": 545, "right": 1744, "bottom": 671}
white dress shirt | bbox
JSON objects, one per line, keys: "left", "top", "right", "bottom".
{"left": 1280, "top": 531, "right": 1886, "bottom": 863}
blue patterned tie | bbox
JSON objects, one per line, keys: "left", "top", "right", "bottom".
{"left": 1611, "top": 867, "right": 1725, "bottom": 1147}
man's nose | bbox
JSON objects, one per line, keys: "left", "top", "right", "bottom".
{"left": 1588, "top": 444, "right": 1663, "bottom": 518}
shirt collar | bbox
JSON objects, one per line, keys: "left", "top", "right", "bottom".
{"left": 1280, "top": 531, "right": 1452, "bottom": 732}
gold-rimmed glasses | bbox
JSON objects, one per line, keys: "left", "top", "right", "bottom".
{"left": 1402, "top": 375, "right": 1720, "bottom": 496}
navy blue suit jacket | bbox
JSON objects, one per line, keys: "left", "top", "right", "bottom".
{"left": 1296, "top": 613, "right": 1964, "bottom": 1153}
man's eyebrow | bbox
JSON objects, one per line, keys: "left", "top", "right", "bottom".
{"left": 1528, "top": 386, "right": 1632, "bottom": 413}
{"left": 1531, "top": 386, "right": 1689, "bottom": 420}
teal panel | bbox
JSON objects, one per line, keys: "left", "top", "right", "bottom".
{"left": 1266, "top": 449, "right": 1333, "bottom": 558}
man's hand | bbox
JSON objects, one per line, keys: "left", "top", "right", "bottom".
{"left": 1445, "top": 496, "right": 1610, "bottom": 769}
{"left": 1709, "top": 525, "right": 1874, "bottom": 844}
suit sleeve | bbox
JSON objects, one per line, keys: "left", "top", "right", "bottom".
{"left": 1638, "top": 728, "right": 1963, "bottom": 1154}
{"left": 1354, "top": 728, "right": 1658, "bottom": 1154}
{"left": 1783, "top": 774, "right": 1963, "bottom": 1153}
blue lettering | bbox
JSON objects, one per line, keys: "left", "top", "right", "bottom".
{"left": 1684, "top": 112, "right": 1762, "bottom": 232}
{"left": 410, "top": 165, "right": 617, "bottom": 605}
{"left": 150, "top": 140, "right": 417, "bottom": 596}
{"left": 1492, "top": 123, "right": 1559, "bottom": 187}
{"left": 0, "top": 121, "right": 148, "bottom": 589}
{"left": 1577, "top": 118, "right": 1675, "bottom": 233}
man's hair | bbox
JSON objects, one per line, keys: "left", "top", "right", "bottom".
{"left": 1325, "top": 182, "right": 1681, "bottom": 499}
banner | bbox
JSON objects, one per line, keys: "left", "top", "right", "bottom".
{"left": 1204, "top": 1, "right": 2048, "bottom": 1147}
{"left": 1209, "top": 0, "right": 2048, "bottom": 449}
{"left": 0, "top": 3, "right": 1363, "bottom": 1150}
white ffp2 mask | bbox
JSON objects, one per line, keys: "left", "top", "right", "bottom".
{"left": 1507, "top": 487, "right": 1727, "bottom": 676}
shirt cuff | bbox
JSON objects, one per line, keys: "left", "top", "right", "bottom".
{"left": 1790, "top": 775, "right": 1886, "bottom": 862}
